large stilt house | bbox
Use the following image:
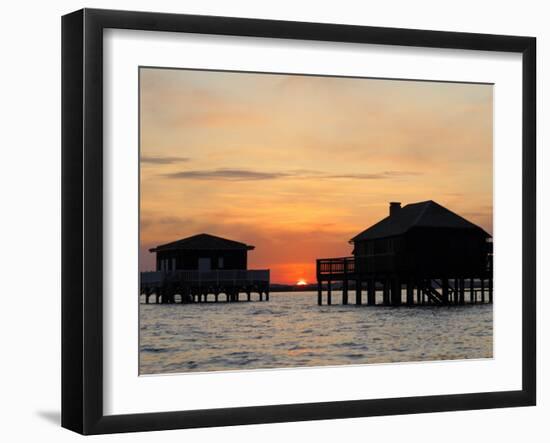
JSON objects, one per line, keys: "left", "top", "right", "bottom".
{"left": 316, "top": 201, "right": 493, "bottom": 306}
{"left": 141, "top": 233, "right": 270, "bottom": 304}
{"left": 351, "top": 201, "right": 491, "bottom": 276}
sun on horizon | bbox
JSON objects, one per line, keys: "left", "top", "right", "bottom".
{"left": 296, "top": 279, "right": 308, "bottom": 286}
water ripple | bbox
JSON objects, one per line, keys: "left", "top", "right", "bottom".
{"left": 139, "top": 291, "right": 493, "bottom": 374}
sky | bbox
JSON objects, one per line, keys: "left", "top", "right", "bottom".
{"left": 139, "top": 67, "right": 493, "bottom": 284}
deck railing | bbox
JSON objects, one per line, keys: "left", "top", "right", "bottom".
{"left": 140, "top": 269, "right": 270, "bottom": 286}
{"left": 316, "top": 257, "right": 355, "bottom": 276}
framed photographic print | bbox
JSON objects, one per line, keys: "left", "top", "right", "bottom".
{"left": 61, "top": 8, "right": 536, "bottom": 435}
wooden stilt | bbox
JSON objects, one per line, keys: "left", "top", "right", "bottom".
{"left": 426, "top": 279, "right": 431, "bottom": 305}
{"left": 327, "top": 280, "right": 332, "bottom": 305}
{"left": 391, "top": 277, "right": 401, "bottom": 306}
{"left": 452, "top": 279, "right": 456, "bottom": 304}
{"left": 355, "top": 280, "right": 362, "bottom": 305}
{"left": 488, "top": 276, "right": 493, "bottom": 304}
{"left": 367, "top": 279, "right": 375, "bottom": 305}
{"left": 406, "top": 279, "right": 414, "bottom": 305}
{"left": 481, "top": 278, "right": 485, "bottom": 303}
{"left": 317, "top": 282, "right": 322, "bottom": 306}
{"left": 459, "top": 278, "right": 465, "bottom": 305}
{"left": 383, "top": 278, "right": 390, "bottom": 305}
{"left": 342, "top": 278, "right": 349, "bottom": 305}
{"left": 442, "top": 278, "right": 449, "bottom": 305}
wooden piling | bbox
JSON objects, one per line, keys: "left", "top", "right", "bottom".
{"left": 391, "top": 277, "right": 401, "bottom": 306}
{"left": 480, "top": 278, "right": 485, "bottom": 303}
{"left": 383, "top": 278, "right": 390, "bottom": 305}
{"left": 355, "top": 280, "right": 362, "bottom": 305}
{"left": 317, "top": 282, "right": 322, "bottom": 305}
{"left": 367, "top": 279, "right": 375, "bottom": 305}
{"left": 342, "top": 278, "right": 349, "bottom": 305}
{"left": 327, "top": 280, "right": 332, "bottom": 305}
{"left": 442, "top": 278, "right": 449, "bottom": 305}
{"left": 406, "top": 279, "right": 414, "bottom": 305}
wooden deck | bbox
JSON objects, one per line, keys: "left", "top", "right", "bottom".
{"left": 316, "top": 256, "right": 492, "bottom": 306}
{"left": 140, "top": 269, "right": 270, "bottom": 304}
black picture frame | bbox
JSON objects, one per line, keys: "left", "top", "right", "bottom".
{"left": 62, "top": 8, "right": 536, "bottom": 435}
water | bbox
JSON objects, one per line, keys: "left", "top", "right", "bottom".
{"left": 139, "top": 291, "right": 493, "bottom": 375}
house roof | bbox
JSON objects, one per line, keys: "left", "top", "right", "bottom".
{"left": 351, "top": 200, "right": 491, "bottom": 242}
{"left": 149, "top": 233, "right": 255, "bottom": 253}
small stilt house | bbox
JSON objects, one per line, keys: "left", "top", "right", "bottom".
{"left": 149, "top": 233, "right": 255, "bottom": 272}
{"left": 141, "top": 233, "right": 269, "bottom": 304}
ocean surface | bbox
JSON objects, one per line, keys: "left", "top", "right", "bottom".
{"left": 139, "top": 291, "right": 493, "bottom": 375}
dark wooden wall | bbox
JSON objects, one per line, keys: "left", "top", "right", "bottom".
{"left": 353, "top": 227, "right": 490, "bottom": 277}
{"left": 156, "top": 249, "right": 248, "bottom": 271}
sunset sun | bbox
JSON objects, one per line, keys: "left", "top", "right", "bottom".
{"left": 296, "top": 279, "right": 307, "bottom": 286}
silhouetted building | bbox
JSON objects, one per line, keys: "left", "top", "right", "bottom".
{"left": 141, "top": 233, "right": 269, "bottom": 304}
{"left": 316, "top": 201, "right": 493, "bottom": 306}
{"left": 351, "top": 200, "right": 492, "bottom": 276}
{"left": 149, "top": 233, "right": 254, "bottom": 272}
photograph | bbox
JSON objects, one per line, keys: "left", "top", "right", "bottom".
{"left": 138, "top": 67, "right": 494, "bottom": 375}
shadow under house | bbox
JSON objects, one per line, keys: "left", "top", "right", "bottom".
{"left": 316, "top": 200, "right": 493, "bottom": 306}
{"left": 140, "top": 233, "right": 270, "bottom": 304}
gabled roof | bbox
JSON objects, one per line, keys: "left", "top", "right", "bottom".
{"left": 149, "top": 233, "right": 254, "bottom": 253}
{"left": 351, "top": 200, "right": 491, "bottom": 242}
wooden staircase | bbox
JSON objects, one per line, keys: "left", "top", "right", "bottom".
{"left": 422, "top": 281, "right": 446, "bottom": 305}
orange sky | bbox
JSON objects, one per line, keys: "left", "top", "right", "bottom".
{"left": 139, "top": 68, "right": 493, "bottom": 284}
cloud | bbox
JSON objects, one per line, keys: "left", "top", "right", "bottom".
{"left": 163, "top": 168, "right": 291, "bottom": 181}
{"left": 327, "top": 171, "right": 422, "bottom": 180}
{"left": 162, "top": 168, "right": 422, "bottom": 181}
{"left": 141, "top": 155, "right": 190, "bottom": 165}
{"left": 140, "top": 215, "right": 196, "bottom": 230}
